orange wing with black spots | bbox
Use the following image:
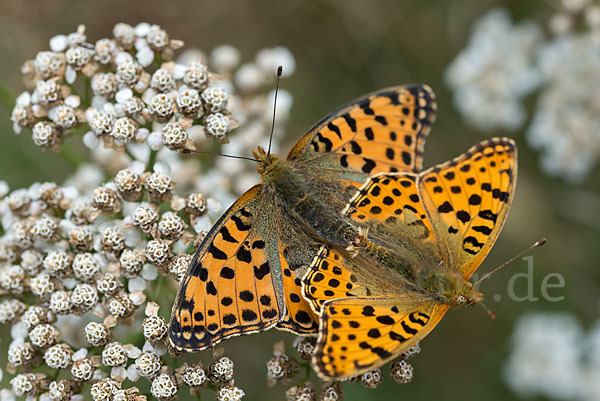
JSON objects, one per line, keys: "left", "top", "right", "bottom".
{"left": 288, "top": 85, "right": 437, "bottom": 183}
{"left": 314, "top": 297, "right": 448, "bottom": 379}
{"left": 302, "top": 246, "right": 448, "bottom": 379}
{"left": 169, "top": 185, "right": 287, "bottom": 351}
{"left": 169, "top": 184, "right": 322, "bottom": 351}
{"left": 302, "top": 246, "right": 373, "bottom": 314}
{"left": 418, "top": 138, "right": 517, "bottom": 278}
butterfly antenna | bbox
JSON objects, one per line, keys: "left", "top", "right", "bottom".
{"left": 181, "top": 149, "right": 259, "bottom": 162}
{"left": 479, "top": 301, "right": 496, "bottom": 320}
{"left": 474, "top": 238, "right": 547, "bottom": 287}
{"left": 267, "top": 65, "right": 283, "bottom": 157}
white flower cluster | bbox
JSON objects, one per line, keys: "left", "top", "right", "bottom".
{"left": 527, "top": 32, "right": 600, "bottom": 182}
{"left": 445, "top": 1, "right": 600, "bottom": 182}
{"left": 504, "top": 312, "right": 600, "bottom": 401}
{"left": 11, "top": 23, "right": 238, "bottom": 153}
{"left": 1, "top": 21, "right": 299, "bottom": 401}
{"left": 445, "top": 8, "right": 543, "bottom": 132}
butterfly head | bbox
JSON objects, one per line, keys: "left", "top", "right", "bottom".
{"left": 423, "top": 272, "right": 483, "bottom": 307}
{"left": 253, "top": 146, "right": 280, "bottom": 175}
{"left": 449, "top": 281, "right": 483, "bottom": 306}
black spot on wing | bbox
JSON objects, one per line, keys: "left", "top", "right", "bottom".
{"left": 361, "top": 158, "right": 376, "bottom": 173}
{"left": 327, "top": 122, "right": 342, "bottom": 139}
{"left": 315, "top": 132, "right": 333, "bottom": 152}
{"left": 342, "top": 113, "right": 357, "bottom": 132}
{"left": 236, "top": 247, "right": 252, "bottom": 263}
{"left": 479, "top": 210, "right": 498, "bottom": 223}
{"left": 219, "top": 226, "right": 237, "bottom": 243}
{"left": 231, "top": 215, "right": 251, "bottom": 232}
{"left": 400, "top": 320, "right": 417, "bottom": 335}
{"left": 254, "top": 262, "right": 270, "bottom": 280}
{"left": 208, "top": 244, "right": 227, "bottom": 260}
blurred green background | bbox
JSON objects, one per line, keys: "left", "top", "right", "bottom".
{"left": 0, "top": 0, "right": 598, "bottom": 400}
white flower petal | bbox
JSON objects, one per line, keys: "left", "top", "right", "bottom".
{"left": 49, "top": 35, "right": 68, "bottom": 52}
{"left": 65, "top": 65, "right": 77, "bottom": 84}
{"left": 115, "top": 88, "right": 133, "bottom": 104}
{"left": 141, "top": 264, "right": 158, "bottom": 281}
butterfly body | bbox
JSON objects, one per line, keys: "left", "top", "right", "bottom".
{"left": 253, "top": 146, "right": 362, "bottom": 250}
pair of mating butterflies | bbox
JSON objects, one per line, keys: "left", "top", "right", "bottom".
{"left": 168, "top": 84, "right": 516, "bottom": 379}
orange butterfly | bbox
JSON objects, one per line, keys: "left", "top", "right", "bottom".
{"left": 168, "top": 85, "right": 436, "bottom": 351}
{"left": 302, "top": 138, "right": 517, "bottom": 378}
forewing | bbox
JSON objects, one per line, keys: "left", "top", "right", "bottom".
{"left": 313, "top": 297, "right": 448, "bottom": 379}
{"left": 417, "top": 138, "right": 517, "bottom": 278}
{"left": 169, "top": 185, "right": 286, "bottom": 351}
{"left": 288, "top": 85, "right": 436, "bottom": 185}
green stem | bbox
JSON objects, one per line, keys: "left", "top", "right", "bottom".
{"left": 124, "top": 146, "right": 137, "bottom": 162}
{"left": 66, "top": 82, "right": 81, "bottom": 98}
{"left": 304, "top": 362, "right": 311, "bottom": 381}
{"left": 147, "top": 274, "right": 165, "bottom": 303}
{"left": 83, "top": 76, "right": 91, "bottom": 108}
{"left": 147, "top": 149, "right": 157, "bottom": 170}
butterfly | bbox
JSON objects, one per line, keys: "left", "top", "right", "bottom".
{"left": 301, "top": 137, "right": 517, "bottom": 379}
{"left": 168, "top": 84, "right": 437, "bottom": 352}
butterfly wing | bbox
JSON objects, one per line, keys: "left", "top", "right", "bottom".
{"left": 275, "top": 249, "right": 319, "bottom": 334}
{"left": 302, "top": 245, "right": 447, "bottom": 379}
{"left": 342, "top": 172, "right": 445, "bottom": 263}
{"left": 315, "top": 296, "right": 448, "bottom": 379}
{"left": 417, "top": 138, "right": 517, "bottom": 278}
{"left": 273, "top": 210, "right": 320, "bottom": 334}
{"left": 288, "top": 85, "right": 437, "bottom": 185}
{"left": 169, "top": 185, "right": 287, "bottom": 351}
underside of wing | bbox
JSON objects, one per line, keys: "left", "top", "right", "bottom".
{"left": 288, "top": 85, "right": 437, "bottom": 186}
{"left": 417, "top": 138, "right": 517, "bottom": 278}
{"left": 342, "top": 172, "right": 445, "bottom": 264}
{"left": 273, "top": 211, "right": 320, "bottom": 334}
{"left": 313, "top": 297, "right": 448, "bottom": 379}
{"left": 169, "top": 185, "right": 286, "bottom": 351}
{"left": 275, "top": 247, "right": 319, "bottom": 334}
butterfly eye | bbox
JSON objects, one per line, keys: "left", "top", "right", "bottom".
{"left": 456, "top": 294, "right": 467, "bottom": 305}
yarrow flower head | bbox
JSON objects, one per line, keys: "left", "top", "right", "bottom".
{"left": 445, "top": 8, "right": 543, "bottom": 132}
{"left": 502, "top": 311, "right": 600, "bottom": 401}
{"left": 446, "top": 3, "right": 600, "bottom": 181}
{"left": 12, "top": 22, "right": 238, "bottom": 152}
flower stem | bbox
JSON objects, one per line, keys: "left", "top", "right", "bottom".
{"left": 83, "top": 76, "right": 91, "bottom": 108}
{"left": 147, "top": 149, "right": 157, "bottom": 170}
{"left": 124, "top": 147, "right": 137, "bottom": 162}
